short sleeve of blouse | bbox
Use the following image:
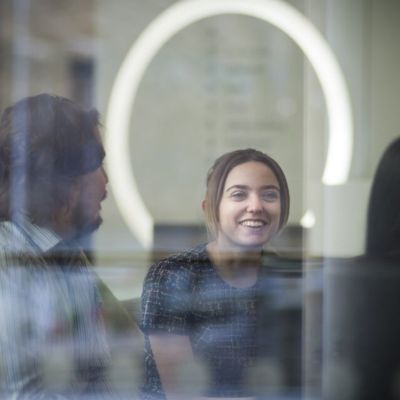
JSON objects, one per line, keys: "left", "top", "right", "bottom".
{"left": 141, "top": 258, "right": 193, "bottom": 335}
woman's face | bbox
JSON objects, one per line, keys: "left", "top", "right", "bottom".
{"left": 216, "top": 161, "right": 281, "bottom": 252}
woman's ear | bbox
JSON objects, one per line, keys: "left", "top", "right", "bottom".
{"left": 201, "top": 199, "right": 207, "bottom": 212}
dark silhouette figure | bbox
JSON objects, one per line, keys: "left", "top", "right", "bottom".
{"left": 324, "top": 137, "right": 400, "bottom": 400}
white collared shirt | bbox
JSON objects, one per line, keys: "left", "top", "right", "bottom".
{"left": 0, "top": 219, "right": 112, "bottom": 399}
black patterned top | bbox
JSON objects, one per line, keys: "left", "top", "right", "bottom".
{"left": 140, "top": 244, "right": 285, "bottom": 399}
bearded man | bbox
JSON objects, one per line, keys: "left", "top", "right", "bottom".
{"left": 0, "top": 94, "right": 137, "bottom": 398}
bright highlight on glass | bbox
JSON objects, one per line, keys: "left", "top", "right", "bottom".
{"left": 105, "top": 0, "right": 354, "bottom": 248}
{"left": 300, "top": 209, "right": 316, "bottom": 229}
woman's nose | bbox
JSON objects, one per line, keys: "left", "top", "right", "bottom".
{"left": 247, "top": 194, "right": 263, "bottom": 212}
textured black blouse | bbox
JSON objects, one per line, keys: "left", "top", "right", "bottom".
{"left": 140, "top": 245, "right": 302, "bottom": 399}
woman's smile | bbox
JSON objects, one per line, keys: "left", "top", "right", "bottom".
{"left": 238, "top": 219, "right": 267, "bottom": 228}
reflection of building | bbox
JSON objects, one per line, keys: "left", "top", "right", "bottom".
{"left": 0, "top": 0, "right": 96, "bottom": 110}
{"left": 1, "top": 1, "right": 400, "bottom": 397}
{"left": 2, "top": 0, "right": 399, "bottom": 261}
{"left": 0, "top": 0, "right": 399, "bottom": 268}
{"left": 96, "top": 0, "right": 400, "bottom": 261}
{"left": 0, "top": 0, "right": 397, "bottom": 295}
{"left": 0, "top": 0, "right": 400, "bottom": 288}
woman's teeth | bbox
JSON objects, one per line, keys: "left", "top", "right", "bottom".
{"left": 240, "top": 220, "right": 266, "bottom": 227}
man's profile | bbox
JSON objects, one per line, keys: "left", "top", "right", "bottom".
{"left": 0, "top": 93, "right": 135, "bottom": 398}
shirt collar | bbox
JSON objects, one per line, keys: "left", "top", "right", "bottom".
{"left": 0, "top": 219, "right": 61, "bottom": 252}
{"left": 20, "top": 221, "right": 61, "bottom": 252}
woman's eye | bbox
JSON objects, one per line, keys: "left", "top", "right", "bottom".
{"left": 231, "top": 191, "right": 246, "bottom": 199}
{"left": 262, "top": 190, "right": 279, "bottom": 201}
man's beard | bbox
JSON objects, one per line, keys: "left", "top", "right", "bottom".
{"left": 76, "top": 217, "right": 102, "bottom": 238}
{"left": 70, "top": 206, "right": 103, "bottom": 242}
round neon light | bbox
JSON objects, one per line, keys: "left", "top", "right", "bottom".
{"left": 105, "top": 0, "right": 354, "bottom": 248}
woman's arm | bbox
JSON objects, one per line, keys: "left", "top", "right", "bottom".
{"left": 149, "top": 333, "right": 194, "bottom": 399}
{"left": 150, "top": 334, "right": 254, "bottom": 400}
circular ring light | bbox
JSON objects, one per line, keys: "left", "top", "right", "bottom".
{"left": 106, "top": 0, "right": 354, "bottom": 248}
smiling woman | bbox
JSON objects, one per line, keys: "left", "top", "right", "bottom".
{"left": 215, "top": 161, "right": 282, "bottom": 253}
{"left": 140, "top": 149, "right": 296, "bottom": 399}
{"left": 204, "top": 149, "right": 289, "bottom": 254}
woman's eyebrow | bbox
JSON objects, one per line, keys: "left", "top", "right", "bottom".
{"left": 260, "top": 185, "right": 280, "bottom": 191}
{"left": 225, "top": 184, "right": 280, "bottom": 192}
{"left": 225, "top": 184, "right": 249, "bottom": 192}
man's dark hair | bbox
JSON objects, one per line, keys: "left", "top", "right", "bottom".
{"left": 0, "top": 93, "right": 105, "bottom": 226}
{"left": 366, "top": 137, "right": 400, "bottom": 256}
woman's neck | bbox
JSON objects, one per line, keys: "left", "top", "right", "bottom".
{"left": 206, "top": 241, "right": 262, "bottom": 288}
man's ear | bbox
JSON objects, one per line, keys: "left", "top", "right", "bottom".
{"left": 51, "top": 177, "right": 86, "bottom": 236}
{"left": 59, "top": 179, "right": 81, "bottom": 222}
{"left": 67, "top": 179, "right": 81, "bottom": 210}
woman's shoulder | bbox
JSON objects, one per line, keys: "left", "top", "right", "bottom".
{"left": 165, "top": 244, "right": 209, "bottom": 264}
{"left": 146, "top": 244, "right": 210, "bottom": 279}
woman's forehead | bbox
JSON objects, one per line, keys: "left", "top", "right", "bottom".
{"left": 223, "top": 161, "right": 279, "bottom": 188}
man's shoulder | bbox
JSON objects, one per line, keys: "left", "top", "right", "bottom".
{"left": 0, "top": 221, "right": 64, "bottom": 273}
{"left": 0, "top": 220, "right": 60, "bottom": 253}
{"left": 0, "top": 221, "right": 29, "bottom": 251}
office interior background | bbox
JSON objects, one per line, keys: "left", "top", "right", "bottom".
{"left": 0, "top": 0, "right": 399, "bottom": 395}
